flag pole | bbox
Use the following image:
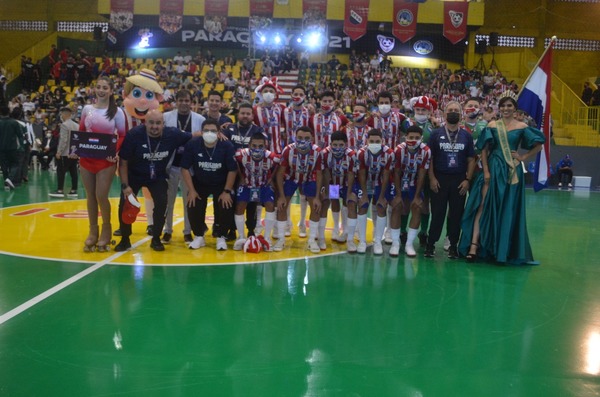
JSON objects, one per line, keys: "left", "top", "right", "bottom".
{"left": 517, "top": 35, "right": 557, "bottom": 100}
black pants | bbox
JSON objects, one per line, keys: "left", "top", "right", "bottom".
{"left": 188, "top": 183, "right": 234, "bottom": 238}
{"left": 56, "top": 156, "right": 78, "bottom": 191}
{"left": 246, "top": 202, "right": 257, "bottom": 236}
{"left": 428, "top": 173, "right": 467, "bottom": 247}
{"left": 558, "top": 169, "right": 573, "bottom": 184}
{"left": 0, "top": 150, "right": 20, "bottom": 184}
{"left": 118, "top": 179, "right": 168, "bottom": 240}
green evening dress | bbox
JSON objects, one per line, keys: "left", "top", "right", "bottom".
{"left": 459, "top": 126, "right": 545, "bottom": 264}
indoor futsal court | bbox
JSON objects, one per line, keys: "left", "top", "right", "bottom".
{"left": 1, "top": 171, "right": 599, "bottom": 396}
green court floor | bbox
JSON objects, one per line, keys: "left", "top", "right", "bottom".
{"left": 1, "top": 170, "right": 599, "bottom": 397}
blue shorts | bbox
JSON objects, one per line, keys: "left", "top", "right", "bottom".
{"left": 284, "top": 180, "right": 317, "bottom": 198}
{"left": 237, "top": 185, "right": 275, "bottom": 204}
{"left": 401, "top": 186, "right": 423, "bottom": 202}
{"left": 371, "top": 183, "right": 396, "bottom": 203}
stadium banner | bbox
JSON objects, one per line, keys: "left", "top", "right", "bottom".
{"left": 392, "top": 0, "right": 418, "bottom": 43}
{"left": 443, "top": 1, "right": 469, "bottom": 44}
{"left": 110, "top": 0, "right": 134, "bottom": 33}
{"left": 343, "top": 0, "right": 370, "bottom": 41}
{"left": 249, "top": 0, "right": 274, "bottom": 33}
{"left": 205, "top": 0, "right": 229, "bottom": 35}
{"left": 302, "top": 0, "right": 327, "bottom": 31}
{"left": 159, "top": 0, "right": 184, "bottom": 34}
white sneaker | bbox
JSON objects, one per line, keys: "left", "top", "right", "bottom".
{"left": 233, "top": 238, "right": 247, "bottom": 251}
{"left": 272, "top": 238, "right": 285, "bottom": 252}
{"left": 568, "top": 183, "right": 573, "bottom": 188}
{"left": 384, "top": 228, "right": 393, "bottom": 244}
{"left": 189, "top": 236, "right": 206, "bottom": 250}
{"left": 389, "top": 242, "right": 400, "bottom": 257}
{"left": 357, "top": 241, "right": 367, "bottom": 254}
{"left": 285, "top": 221, "right": 292, "bottom": 237}
{"left": 308, "top": 239, "right": 320, "bottom": 253}
{"left": 443, "top": 236, "right": 451, "bottom": 251}
{"left": 347, "top": 240, "right": 357, "bottom": 253}
{"left": 318, "top": 238, "right": 327, "bottom": 250}
{"left": 373, "top": 242, "right": 383, "bottom": 255}
{"left": 298, "top": 222, "right": 307, "bottom": 238}
{"left": 405, "top": 242, "right": 417, "bottom": 257}
{"left": 558, "top": 182, "right": 562, "bottom": 187}
{"left": 333, "top": 232, "right": 347, "bottom": 243}
{"left": 216, "top": 237, "right": 227, "bottom": 251}
{"left": 254, "top": 225, "right": 264, "bottom": 236}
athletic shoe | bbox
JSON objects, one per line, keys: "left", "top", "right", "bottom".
{"left": 447, "top": 246, "right": 459, "bottom": 259}
{"left": 67, "top": 190, "right": 78, "bottom": 198}
{"left": 216, "top": 237, "right": 228, "bottom": 251}
{"left": 298, "top": 222, "right": 307, "bottom": 238}
{"left": 254, "top": 225, "right": 264, "bottom": 236}
{"left": 48, "top": 190, "right": 64, "bottom": 198}
{"left": 146, "top": 226, "right": 153, "bottom": 236}
{"left": 389, "top": 242, "right": 400, "bottom": 257}
{"left": 114, "top": 238, "right": 131, "bottom": 252}
{"left": 373, "top": 242, "right": 383, "bottom": 255}
{"left": 443, "top": 236, "right": 451, "bottom": 251}
{"left": 272, "top": 239, "right": 285, "bottom": 252}
{"left": 405, "top": 242, "right": 417, "bottom": 257}
{"left": 568, "top": 183, "right": 573, "bottom": 188}
{"left": 318, "top": 238, "right": 327, "bottom": 250}
{"left": 308, "top": 239, "right": 320, "bottom": 254}
{"left": 150, "top": 238, "right": 165, "bottom": 252}
{"left": 161, "top": 233, "right": 172, "bottom": 244}
{"left": 113, "top": 228, "right": 122, "bottom": 236}
{"left": 347, "top": 240, "right": 357, "bottom": 253}
{"left": 558, "top": 182, "right": 563, "bottom": 187}
{"left": 233, "top": 238, "right": 247, "bottom": 251}
{"left": 189, "top": 236, "right": 206, "bottom": 250}
{"left": 184, "top": 234, "right": 193, "bottom": 243}
{"left": 5, "top": 178, "right": 15, "bottom": 190}
{"left": 333, "top": 232, "right": 347, "bottom": 243}
{"left": 418, "top": 232, "right": 428, "bottom": 247}
{"left": 383, "top": 229, "right": 393, "bottom": 244}
{"left": 424, "top": 245, "right": 435, "bottom": 258}
{"left": 357, "top": 242, "right": 367, "bottom": 254}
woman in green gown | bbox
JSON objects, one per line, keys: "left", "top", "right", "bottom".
{"left": 459, "top": 93, "right": 545, "bottom": 264}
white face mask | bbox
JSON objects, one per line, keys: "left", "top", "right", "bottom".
{"left": 379, "top": 104, "right": 391, "bottom": 115}
{"left": 262, "top": 92, "right": 275, "bottom": 104}
{"left": 414, "top": 114, "right": 429, "bottom": 123}
{"left": 203, "top": 131, "right": 218, "bottom": 144}
{"left": 368, "top": 143, "right": 382, "bottom": 155}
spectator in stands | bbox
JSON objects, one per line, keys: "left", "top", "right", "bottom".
{"left": 557, "top": 154, "right": 573, "bottom": 188}
{"left": 592, "top": 86, "right": 600, "bottom": 106}
{"left": 173, "top": 52, "right": 184, "bottom": 64}
{"left": 582, "top": 82, "right": 593, "bottom": 105}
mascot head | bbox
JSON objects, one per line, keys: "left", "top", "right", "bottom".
{"left": 123, "top": 69, "right": 164, "bottom": 120}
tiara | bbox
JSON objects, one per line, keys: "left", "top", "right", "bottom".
{"left": 499, "top": 90, "right": 518, "bottom": 101}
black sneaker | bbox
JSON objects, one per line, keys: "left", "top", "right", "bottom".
{"left": 150, "top": 238, "right": 165, "bottom": 251}
{"left": 184, "top": 234, "right": 193, "bottom": 243}
{"left": 67, "top": 190, "right": 78, "bottom": 198}
{"left": 161, "top": 233, "right": 172, "bottom": 244}
{"left": 48, "top": 190, "right": 64, "bottom": 198}
{"left": 113, "top": 228, "right": 122, "bottom": 236}
{"left": 114, "top": 238, "right": 131, "bottom": 252}
{"left": 418, "top": 232, "right": 428, "bottom": 247}
{"left": 146, "top": 226, "right": 154, "bottom": 236}
{"left": 400, "top": 232, "right": 407, "bottom": 246}
{"left": 448, "top": 246, "right": 459, "bottom": 259}
{"left": 424, "top": 245, "right": 435, "bottom": 258}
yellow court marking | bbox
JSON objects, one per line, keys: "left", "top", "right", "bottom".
{"left": 0, "top": 199, "right": 372, "bottom": 266}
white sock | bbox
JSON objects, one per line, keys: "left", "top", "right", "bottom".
{"left": 299, "top": 194, "right": 308, "bottom": 225}
{"left": 264, "top": 211, "right": 276, "bottom": 240}
{"left": 332, "top": 211, "right": 340, "bottom": 235}
{"left": 318, "top": 218, "right": 327, "bottom": 241}
{"left": 375, "top": 215, "right": 387, "bottom": 243}
{"left": 309, "top": 220, "right": 319, "bottom": 240}
{"left": 341, "top": 206, "right": 348, "bottom": 233}
{"left": 358, "top": 214, "right": 368, "bottom": 243}
{"left": 234, "top": 214, "right": 246, "bottom": 239}
{"left": 407, "top": 228, "right": 419, "bottom": 246}
{"left": 256, "top": 205, "right": 263, "bottom": 227}
{"left": 391, "top": 228, "right": 400, "bottom": 244}
{"left": 346, "top": 218, "right": 357, "bottom": 239}
{"left": 277, "top": 220, "right": 287, "bottom": 240}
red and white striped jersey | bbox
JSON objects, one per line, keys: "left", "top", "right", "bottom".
{"left": 235, "top": 148, "right": 280, "bottom": 188}
{"left": 357, "top": 145, "right": 395, "bottom": 187}
{"left": 368, "top": 112, "right": 410, "bottom": 148}
{"left": 280, "top": 143, "right": 322, "bottom": 184}
{"left": 283, "top": 105, "right": 311, "bottom": 144}
{"left": 310, "top": 112, "right": 344, "bottom": 149}
{"left": 320, "top": 147, "right": 357, "bottom": 186}
{"left": 344, "top": 123, "right": 371, "bottom": 151}
{"left": 394, "top": 143, "right": 431, "bottom": 188}
{"left": 254, "top": 103, "right": 286, "bottom": 154}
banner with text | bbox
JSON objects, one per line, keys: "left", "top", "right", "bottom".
{"left": 302, "top": 0, "right": 328, "bottom": 32}
{"left": 110, "top": 0, "right": 134, "bottom": 33}
{"left": 249, "top": 0, "right": 274, "bottom": 32}
{"left": 392, "top": 0, "right": 418, "bottom": 43}
{"left": 159, "top": 0, "right": 184, "bottom": 34}
{"left": 343, "top": 0, "right": 370, "bottom": 41}
{"left": 70, "top": 131, "right": 117, "bottom": 159}
{"left": 443, "top": 1, "right": 469, "bottom": 44}
{"left": 205, "top": 0, "right": 229, "bottom": 35}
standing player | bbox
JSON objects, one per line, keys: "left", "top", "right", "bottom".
{"left": 275, "top": 126, "right": 323, "bottom": 253}
{"left": 233, "top": 133, "right": 280, "bottom": 251}
{"left": 345, "top": 102, "right": 371, "bottom": 151}
{"left": 356, "top": 129, "right": 395, "bottom": 255}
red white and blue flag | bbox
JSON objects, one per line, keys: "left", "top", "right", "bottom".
{"left": 517, "top": 39, "right": 554, "bottom": 192}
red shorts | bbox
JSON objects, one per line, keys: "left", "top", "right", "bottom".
{"left": 80, "top": 158, "right": 115, "bottom": 174}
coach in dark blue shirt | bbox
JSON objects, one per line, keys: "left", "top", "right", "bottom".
{"left": 116, "top": 110, "right": 199, "bottom": 252}
{"left": 426, "top": 101, "right": 476, "bottom": 259}
{"left": 181, "top": 119, "right": 238, "bottom": 251}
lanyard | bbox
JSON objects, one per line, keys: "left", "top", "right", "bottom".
{"left": 444, "top": 126, "right": 459, "bottom": 149}
{"left": 146, "top": 133, "right": 162, "bottom": 162}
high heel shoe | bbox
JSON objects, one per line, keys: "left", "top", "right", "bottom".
{"left": 84, "top": 225, "right": 99, "bottom": 252}
{"left": 466, "top": 243, "right": 478, "bottom": 262}
{"left": 97, "top": 224, "right": 113, "bottom": 252}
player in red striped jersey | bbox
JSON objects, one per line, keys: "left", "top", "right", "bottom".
{"left": 344, "top": 102, "right": 372, "bottom": 151}
{"left": 253, "top": 77, "right": 286, "bottom": 155}
{"left": 275, "top": 126, "right": 323, "bottom": 253}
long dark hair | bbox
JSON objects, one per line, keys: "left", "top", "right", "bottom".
{"left": 97, "top": 76, "right": 118, "bottom": 121}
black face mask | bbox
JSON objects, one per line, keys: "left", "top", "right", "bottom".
{"left": 446, "top": 112, "right": 460, "bottom": 124}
